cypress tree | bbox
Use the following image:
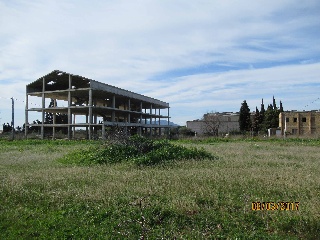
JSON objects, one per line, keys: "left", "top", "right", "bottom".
{"left": 239, "top": 100, "right": 251, "bottom": 132}
{"left": 252, "top": 107, "right": 260, "bottom": 133}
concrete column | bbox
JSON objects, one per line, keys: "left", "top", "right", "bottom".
{"left": 128, "top": 98, "right": 131, "bottom": 123}
{"left": 159, "top": 108, "right": 162, "bottom": 136}
{"left": 150, "top": 104, "right": 153, "bottom": 137}
{"left": 167, "top": 107, "right": 170, "bottom": 126}
{"left": 150, "top": 104, "right": 153, "bottom": 124}
{"left": 41, "top": 77, "right": 45, "bottom": 139}
{"left": 88, "top": 89, "right": 93, "bottom": 139}
{"left": 158, "top": 109, "right": 161, "bottom": 136}
{"left": 167, "top": 106, "right": 170, "bottom": 137}
{"left": 25, "top": 90, "right": 28, "bottom": 138}
{"left": 139, "top": 101, "right": 143, "bottom": 135}
{"left": 73, "top": 114, "right": 76, "bottom": 139}
{"left": 52, "top": 99, "right": 56, "bottom": 140}
{"left": 111, "top": 94, "right": 116, "bottom": 123}
{"left": 85, "top": 114, "right": 89, "bottom": 139}
{"left": 102, "top": 122, "right": 106, "bottom": 140}
{"left": 67, "top": 75, "right": 72, "bottom": 140}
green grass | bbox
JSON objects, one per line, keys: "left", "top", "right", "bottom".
{"left": 0, "top": 138, "right": 319, "bottom": 239}
{"left": 58, "top": 136, "right": 217, "bottom": 166}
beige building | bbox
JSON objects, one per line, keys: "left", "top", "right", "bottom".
{"left": 279, "top": 111, "right": 320, "bottom": 136}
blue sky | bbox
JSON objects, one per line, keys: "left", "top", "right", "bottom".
{"left": 1, "top": 0, "right": 320, "bottom": 128}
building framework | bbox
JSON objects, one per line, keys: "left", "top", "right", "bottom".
{"left": 25, "top": 70, "right": 171, "bottom": 139}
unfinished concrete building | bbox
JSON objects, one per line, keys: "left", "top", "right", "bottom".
{"left": 25, "top": 70, "right": 171, "bottom": 139}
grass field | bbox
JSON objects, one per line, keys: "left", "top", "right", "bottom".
{"left": 0, "top": 138, "right": 319, "bottom": 239}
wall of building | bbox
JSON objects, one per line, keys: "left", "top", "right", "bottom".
{"left": 279, "top": 111, "right": 320, "bottom": 135}
{"left": 187, "top": 113, "right": 240, "bottom": 135}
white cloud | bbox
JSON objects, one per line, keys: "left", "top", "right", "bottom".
{"left": 153, "top": 62, "right": 320, "bottom": 125}
{"left": 0, "top": 0, "right": 320, "bottom": 128}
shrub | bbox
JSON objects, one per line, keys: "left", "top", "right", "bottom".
{"left": 59, "top": 136, "right": 217, "bottom": 166}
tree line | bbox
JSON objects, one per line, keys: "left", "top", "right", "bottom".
{"left": 239, "top": 96, "right": 283, "bottom": 134}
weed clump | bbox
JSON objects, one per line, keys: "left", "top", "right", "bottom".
{"left": 60, "top": 135, "right": 216, "bottom": 166}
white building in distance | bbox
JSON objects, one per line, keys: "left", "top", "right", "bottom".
{"left": 186, "top": 112, "right": 240, "bottom": 136}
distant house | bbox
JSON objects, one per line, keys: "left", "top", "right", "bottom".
{"left": 279, "top": 111, "right": 320, "bottom": 136}
{"left": 186, "top": 112, "right": 241, "bottom": 136}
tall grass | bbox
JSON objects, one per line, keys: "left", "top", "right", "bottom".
{"left": 0, "top": 138, "right": 319, "bottom": 239}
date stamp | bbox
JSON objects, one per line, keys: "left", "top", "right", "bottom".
{"left": 252, "top": 201, "right": 299, "bottom": 211}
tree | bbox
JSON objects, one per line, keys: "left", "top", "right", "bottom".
{"left": 260, "top": 98, "right": 265, "bottom": 128}
{"left": 44, "top": 99, "right": 68, "bottom": 134}
{"left": 15, "top": 126, "right": 22, "bottom": 133}
{"left": 56, "top": 112, "right": 68, "bottom": 134}
{"left": 29, "top": 120, "right": 42, "bottom": 134}
{"left": 252, "top": 107, "right": 260, "bottom": 134}
{"left": 254, "top": 97, "right": 284, "bottom": 134}
{"left": 239, "top": 100, "right": 251, "bottom": 132}
{"left": 262, "top": 104, "right": 281, "bottom": 131}
{"left": 178, "top": 126, "right": 195, "bottom": 136}
{"left": 2, "top": 123, "right": 12, "bottom": 133}
{"left": 201, "top": 112, "right": 221, "bottom": 136}
{"left": 45, "top": 99, "right": 55, "bottom": 124}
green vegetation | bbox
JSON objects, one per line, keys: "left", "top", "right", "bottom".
{"left": 0, "top": 137, "right": 319, "bottom": 239}
{"left": 59, "top": 135, "right": 216, "bottom": 166}
{"left": 240, "top": 97, "right": 284, "bottom": 134}
{"left": 239, "top": 100, "right": 252, "bottom": 132}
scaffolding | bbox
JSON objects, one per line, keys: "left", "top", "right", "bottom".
{"left": 25, "top": 70, "right": 171, "bottom": 139}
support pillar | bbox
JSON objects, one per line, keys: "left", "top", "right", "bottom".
{"left": 167, "top": 106, "right": 170, "bottom": 137}
{"left": 150, "top": 104, "right": 153, "bottom": 137}
{"left": 73, "top": 114, "right": 76, "bottom": 139}
{"left": 139, "top": 102, "right": 143, "bottom": 135}
{"left": 159, "top": 108, "right": 161, "bottom": 136}
{"left": 150, "top": 104, "right": 153, "bottom": 125}
{"left": 52, "top": 99, "right": 56, "bottom": 140}
{"left": 11, "top": 97, "right": 14, "bottom": 140}
{"left": 112, "top": 94, "right": 115, "bottom": 122}
{"left": 128, "top": 99, "right": 131, "bottom": 124}
{"left": 67, "top": 74, "right": 72, "bottom": 140}
{"left": 41, "top": 77, "right": 45, "bottom": 139}
{"left": 127, "top": 99, "right": 131, "bottom": 135}
{"left": 25, "top": 91, "right": 28, "bottom": 138}
{"left": 88, "top": 89, "right": 93, "bottom": 139}
{"left": 102, "top": 122, "right": 106, "bottom": 140}
{"left": 86, "top": 114, "right": 89, "bottom": 139}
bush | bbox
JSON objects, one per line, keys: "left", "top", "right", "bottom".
{"left": 59, "top": 135, "right": 217, "bottom": 166}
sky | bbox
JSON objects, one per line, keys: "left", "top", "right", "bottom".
{"left": 1, "top": 0, "right": 320, "bottom": 129}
